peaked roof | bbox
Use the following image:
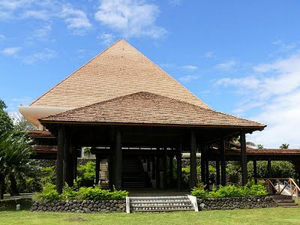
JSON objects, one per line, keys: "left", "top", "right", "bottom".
{"left": 31, "top": 39, "right": 210, "bottom": 109}
{"left": 41, "top": 92, "right": 265, "bottom": 129}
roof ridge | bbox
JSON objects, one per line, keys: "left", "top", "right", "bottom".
{"left": 30, "top": 39, "right": 124, "bottom": 106}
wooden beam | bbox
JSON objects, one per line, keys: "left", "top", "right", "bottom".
{"left": 163, "top": 147, "right": 168, "bottom": 189}
{"left": 240, "top": 132, "right": 248, "bottom": 186}
{"left": 95, "top": 155, "right": 100, "bottom": 185}
{"left": 253, "top": 160, "right": 257, "bottom": 184}
{"left": 169, "top": 155, "right": 174, "bottom": 187}
{"left": 220, "top": 139, "right": 226, "bottom": 186}
{"left": 205, "top": 157, "right": 209, "bottom": 188}
{"left": 156, "top": 148, "right": 161, "bottom": 189}
{"left": 267, "top": 159, "right": 272, "bottom": 178}
{"left": 216, "top": 160, "right": 220, "bottom": 185}
{"left": 190, "top": 130, "right": 197, "bottom": 188}
{"left": 56, "top": 126, "right": 65, "bottom": 194}
{"left": 177, "top": 145, "right": 182, "bottom": 191}
{"left": 200, "top": 146, "right": 206, "bottom": 184}
{"left": 114, "top": 130, "right": 122, "bottom": 190}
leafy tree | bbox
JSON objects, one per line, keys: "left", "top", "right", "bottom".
{"left": 0, "top": 99, "right": 35, "bottom": 198}
{"left": 257, "top": 144, "right": 264, "bottom": 149}
{"left": 280, "top": 143, "right": 289, "bottom": 149}
{"left": 246, "top": 141, "right": 256, "bottom": 147}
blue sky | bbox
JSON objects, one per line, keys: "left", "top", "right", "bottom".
{"left": 1, "top": 0, "right": 300, "bottom": 148}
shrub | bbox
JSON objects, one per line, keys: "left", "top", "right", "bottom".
{"left": 191, "top": 182, "right": 267, "bottom": 199}
{"left": 34, "top": 183, "right": 60, "bottom": 203}
{"left": 34, "top": 183, "right": 129, "bottom": 202}
{"left": 77, "top": 161, "right": 95, "bottom": 187}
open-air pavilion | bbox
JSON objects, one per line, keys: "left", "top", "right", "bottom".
{"left": 20, "top": 39, "right": 267, "bottom": 194}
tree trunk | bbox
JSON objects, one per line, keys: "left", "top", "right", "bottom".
{"left": 9, "top": 174, "right": 19, "bottom": 196}
{"left": 0, "top": 174, "right": 5, "bottom": 199}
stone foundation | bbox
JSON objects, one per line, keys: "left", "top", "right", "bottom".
{"left": 31, "top": 200, "right": 125, "bottom": 213}
{"left": 197, "top": 196, "right": 276, "bottom": 211}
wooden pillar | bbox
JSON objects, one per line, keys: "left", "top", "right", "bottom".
{"left": 63, "top": 136, "right": 70, "bottom": 186}
{"left": 253, "top": 160, "right": 257, "bottom": 184}
{"left": 220, "top": 139, "right": 226, "bottom": 186}
{"left": 163, "top": 147, "right": 168, "bottom": 189}
{"left": 152, "top": 156, "right": 156, "bottom": 179}
{"left": 216, "top": 160, "right": 220, "bottom": 185}
{"left": 95, "top": 155, "right": 100, "bottom": 185}
{"left": 240, "top": 132, "right": 248, "bottom": 186}
{"left": 73, "top": 149, "right": 78, "bottom": 180}
{"left": 114, "top": 131, "right": 122, "bottom": 190}
{"left": 67, "top": 145, "right": 75, "bottom": 186}
{"left": 200, "top": 146, "right": 206, "bottom": 184}
{"left": 190, "top": 130, "right": 197, "bottom": 188}
{"left": 156, "top": 150, "right": 161, "bottom": 189}
{"left": 176, "top": 145, "right": 182, "bottom": 191}
{"left": 169, "top": 155, "right": 174, "bottom": 187}
{"left": 205, "top": 157, "right": 209, "bottom": 188}
{"left": 267, "top": 159, "right": 272, "bottom": 178}
{"left": 108, "top": 155, "right": 114, "bottom": 190}
{"left": 56, "top": 126, "right": 65, "bottom": 194}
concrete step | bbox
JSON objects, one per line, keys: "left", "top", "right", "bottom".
{"left": 132, "top": 207, "right": 194, "bottom": 212}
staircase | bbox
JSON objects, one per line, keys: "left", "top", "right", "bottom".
{"left": 127, "top": 196, "right": 196, "bottom": 213}
{"left": 122, "top": 157, "right": 148, "bottom": 188}
{"left": 272, "top": 195, "right": 299, "bottom": 208}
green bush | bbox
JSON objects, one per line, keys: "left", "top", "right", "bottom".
{"left": 77, "top": 161, "right": 95, "bottom": 187}
{"left": 191, "top": 182, "right": 267, "bottom": 199}
{"left": 34, "top": 183, "right": 60, "bottom": 203}
{"left": 34, "top": 183, "right": 129, "bottom": 202}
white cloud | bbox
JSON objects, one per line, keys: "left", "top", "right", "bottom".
{"left": 1, "top": 47, "right": 22, "bottom": 55}
{"left": 22, "top": 10, "right": 50, "bottom": 20}
{"left": 95, "top": 0, "right": 166, "bottom": 39}
{"left": 99, "top": 33, "right": 116, "bottom": 46}
{"left": 179, "top": 75, "right": 199, "bottom": 83}
{"left": 61, "top": 4, "right": 92, "bottom": 33}
{"left": 215, "top": 59, "right": 237, "bottom": 71}
{"left": 33, "top": 24, "right": 52, "bottom": 38}
{"left": 215, "top": 53, "right": 300, "bottom": 148}
{"left": 181, "top": 65, "right": 198, "bottom": 71}
{"left": 0, "top": 0, "right": 34, "bottom": 10}
{"left": 0, "top": 34, "right": 5, "bottom": 40}
{"left": 204, "top": 51, "right": 215, "bottom": 58}
{"left": 23, "top": 48, "right": 56, "bottom": 64}
{"left": 168, "top": 0, "right": 181, "bottom": 6}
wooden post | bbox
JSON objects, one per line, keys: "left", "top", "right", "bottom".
{"left": 240, "top": 132, "right": 248, "bottom": 186}
{"left": 163, "top": 147, "right": 168, "bottom": 189}
{"left": 216, "top": 160, "right": 220, "bottom": 185}
{"left": 68, "top": 145, "right": 75, "bottom": 186}
{"left": 95, "top": 155, "right": 100, "bottom": 185}
{"left": 169, "top": 155, "right": 174, "bottom": 187}
{"left": 156, "top": 152, "right": 161, "bottom": 189}
{"left": 73, "top": 149, "right": 78, "bottom": 180}
{"left": 63, "top": 136, "right": 70, "bottom": 186}
{"left": 114, "top": 131, "right": 122, "bottom": 190}
{"left": 177, "top": 145, "right": 182, "bottom": 191}
{"left": 190, "top": 130, "right": 197, "bottom": 188}
{"left": 200, "top": 146, "right": 206, "bottom": 184}
{"left": 152, "top": 156, "right": 156, "bottom": 179}
{"left": 267, "top": 159, "right": 272, "bottom": 178}
{"left": 56, "top": 126, "right": 65, "bottom": 194}
{"left": 220, "top": 139, "right": 226, "bottom": 186}
{"left": 253, "top": 160, "right": 257, "bottom": 184}
{"left": 205, "top": 157, "right": 209, "bottom": 188}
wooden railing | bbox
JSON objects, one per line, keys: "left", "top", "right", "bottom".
{"left": 256, "top": 178, "right": 300, "bottom": 203}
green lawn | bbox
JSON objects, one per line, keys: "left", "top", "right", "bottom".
{"left": 0, "top": 208, "right": 300, "bottom": 225}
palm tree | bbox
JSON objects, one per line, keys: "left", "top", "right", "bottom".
{"left": 0, "top": 131, "right": 34, "bottom": 196}
{"left": 257, "top": 144, "right": 264, "bottom": 149}
{"left": 280, "top": 143, "right": 289, "bottom": 149}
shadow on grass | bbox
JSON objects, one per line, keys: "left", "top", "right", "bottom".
{"left": 0, "top": 198, "right": 32, "bottom": 212}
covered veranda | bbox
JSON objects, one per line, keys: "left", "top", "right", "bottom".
{"left": 38, "top": 92, "right": 265, "bottom": 193}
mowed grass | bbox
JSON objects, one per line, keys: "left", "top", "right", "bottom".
{"left": 1, "top": 207, "right": 300, "bottom": 225}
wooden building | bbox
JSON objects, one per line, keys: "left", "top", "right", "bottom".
{"left": 20, "top": 39, "right": 266, "bottom": 193}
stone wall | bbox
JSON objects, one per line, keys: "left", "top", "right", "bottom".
{"left": 197, "top": 196, "right": 276, "bottom": 211}
{"left": 31, "top": 200, "right": 125, "bottom": 213}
